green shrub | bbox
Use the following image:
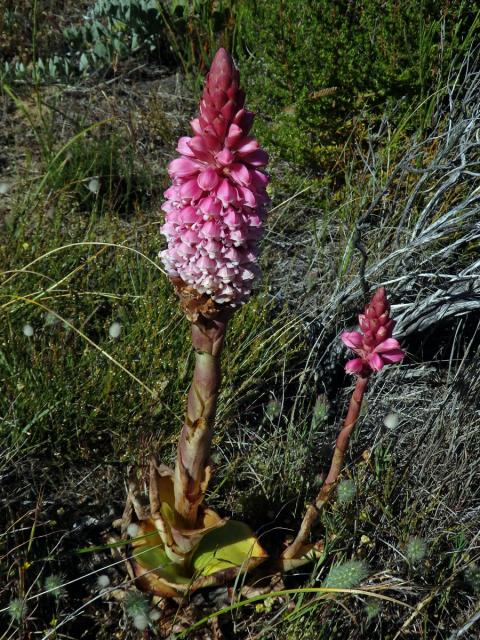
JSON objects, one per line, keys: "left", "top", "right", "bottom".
{"left": 232, "top": 0, "right": 480, "bottom": 169}
{"left": 2, "top": 0, "right": 175, "bottom": 81}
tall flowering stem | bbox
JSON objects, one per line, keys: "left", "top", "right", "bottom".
{"left": 283, "top": 288, "right": 404, "bottom": 560}
{"left": 119, "top": 50, "right": 269, "bottom": 601}
{"left": 160, "top": 49, "right": 269, "bottom": 527}
{"left": 173, "top": 306, "right": 231, "bottom": 524}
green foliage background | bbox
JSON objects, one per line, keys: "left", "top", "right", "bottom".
{"left": 3, "top": 1, "right": 479, "bottom": 170}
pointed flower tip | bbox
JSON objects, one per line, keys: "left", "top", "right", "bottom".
{"left": 208, "top": 48, "right": 237, "bottom": 85}
{"left": 342, "top": 288, "right": 405, "bottom": 377}
{"left": 212, "top": 47, "right": 232, "bottom": 68}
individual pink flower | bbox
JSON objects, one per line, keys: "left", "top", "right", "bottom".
{"left": 159, "top": 48, "right": 269, "bottom": 306}
{"left": 341, "top": 287, "right": 405, "bottom": 376}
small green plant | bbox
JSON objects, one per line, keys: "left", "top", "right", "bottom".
{"left": 8, "top": 598, "right": 27, "bottom": 622}
{"left": 364, "top": 599, "right": 382, "bottom": 621}
{"left": 322, "top": 560, "right": 368, "bottom": 589}
{"left": 124, "top": 590, "right": 150, "bottom": 630}
{"left": 124, "top": 590, "right": 149, "bottom": 617}
{"left": 311, "top": 394, "right": 329, "bottom": 429}
{"left": 337, "top": 479, "right": 356, "bottom": 506}
{"left": 464, "top": 563, "right": 480, "bottom": 593}
{"left": 264, "top": 396, "right": 282, "bottom": 422}
{"left": 405, "top": 537, "right": 428, "bottom": 565}
{"left": 44, "top": 574, "right": 66, "bottom": 599}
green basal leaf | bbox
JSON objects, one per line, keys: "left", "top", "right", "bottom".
{"left": 133, "top": 540, "right": 190, "bottom": 584}
{"left": 191, "top": 520, "right": 266, "bottom": 577}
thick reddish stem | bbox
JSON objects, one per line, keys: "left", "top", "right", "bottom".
{"left": 283, "top": 376, "right": 369, "bottom": 559}
{"left": 173, "top": 314, "right": 229, "bottom": 526}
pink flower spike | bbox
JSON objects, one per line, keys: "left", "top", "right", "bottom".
{"left": 160, "top": 48, "right": 269, "bottom": 306}
{"left": 341, "top": 288, "right": 405, "bottom": 377}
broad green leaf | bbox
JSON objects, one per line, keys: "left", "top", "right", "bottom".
{"left": 192, "top": 521, "right": 266, "bottom": 577}
{"left": 133, "top": 536, "right": 190, "bottom": 584}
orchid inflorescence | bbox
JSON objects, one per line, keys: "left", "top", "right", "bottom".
{"left": 341, "top": 287, "right": 405, "bottom": 376}
{"left": 160, "top": 48, "right": 269, "bottom": 306}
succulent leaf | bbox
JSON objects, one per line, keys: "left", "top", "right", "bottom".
{"left": 127, "top": 470, "right": 267, "bottom": 597}
{"left": 191, "top": 520, "right": 267, "bottom": 576}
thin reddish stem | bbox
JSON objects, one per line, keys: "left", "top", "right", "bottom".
{"left": 282, "top": 376, "right": 369, "bottom": 559}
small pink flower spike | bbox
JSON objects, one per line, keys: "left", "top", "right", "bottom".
{"left": 341, "top": 287, "right": 405, "bottom": 377}
{"left": 160, "top": 48, "right": 269, "bottom": 307}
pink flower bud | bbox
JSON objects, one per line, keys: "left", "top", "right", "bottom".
{"left": 197, "top": 168, "right": 220, "bottom": 191}
{"left": 168, "top": 157, "right": 200, "bottom": 178}
{"left": 177, "top": 137, "right": 195, "bottom": 156}
{"left": 179, "top": 206, "right": 198, "bottom": 225}
{"left": 216, "top": 178, "right": 239, "bottom": 207}
{"left": 216, "top": 148, "right": 235, "bottom": 166}
{"left": 229, "top": 163, "right": 250, "bottom": 186}
{"left": 180, "top": 178, "right": 203, "bottom": 201}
